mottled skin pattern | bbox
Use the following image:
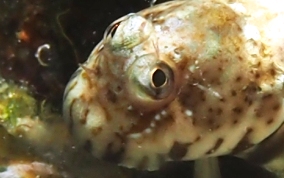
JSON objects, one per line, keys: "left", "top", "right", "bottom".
{"left": 63, "top": 0, "right": 284, "bottom": 172}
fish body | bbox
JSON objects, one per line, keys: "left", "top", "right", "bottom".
{"left": 63, "top": 0, "right": 284, "bottom": 171}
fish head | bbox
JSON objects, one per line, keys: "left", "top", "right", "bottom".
{"left": 63, "top": 0, "right": 284, "bottom": 170}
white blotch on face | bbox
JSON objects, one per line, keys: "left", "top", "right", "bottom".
{"left": 127, "top": 105, "right": 133, "bottom": 110}
{"left": 188, "top": 65, "right": 196, "bottom": 73}
{"left": 185, "top": 109, "right": 193, "bottom": 117}
{"left": 128, "top": 133, "right": 143, "bottom": 139}
{"left": 155, "top": 114, "right": 161, "bottom": 121}
{"left": 144, "top": 128, "right": 152, "bottom": 134}
{"left": 161, "top": 110, "right": 167, "bottom": 116}
{"left": 150, "top": 121, "right": 156, "bottom": 128}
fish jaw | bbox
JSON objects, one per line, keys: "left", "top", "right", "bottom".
{"left": 63, "top": 0, "right": 284, "bottom": 171}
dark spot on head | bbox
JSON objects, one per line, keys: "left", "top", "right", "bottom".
{"left": 115, "top": 85, "right": 122, "bottom": 93}
{"left": 83, "top": 140, "right": 93, "bottom": 153}
{"left": 232, "top": 107, "right": 243, "bottom": 114}
{"left": 270, "top": 68, "right": 276, "bottom": 76}
{"left": 254, "top": 72, "right": 260, "bottom": 79}
{"left": 168, "top": 141, "right": 190, "bottom": 161}
{"left": 207, "top": 118, "right": 214, "bottom": 126}
{"left": 254, "top": 109, "right": 262, "bottom": 118}
{"left": 244, "top": 96, "right": 253, "bottom": 106}
{"left": 231, "top": 90, "right": 237, "bottom": 96}
{"left": 106, "top": 90, "right": 117, "bottom": 103}
{"left": 201, "top": 94, "right": 206, "bottom": 101}
{"left": 267, "top": 118, "right": 274, "bottom": 125}
{"left": 216, "top": 108, "right": 223, "bottom": 115}
{"left": 235, "top": 76, "right": 242, "bottom": 82}
{"left": 205, "top": 138, "right": 224, "bottom": 154}
{"left": 233, "top": 119, "right": 239, "bottom": 125}
{"left": 219, "top": 98, "right": 226, "bottom": 102}
{"left": 208, "top": 107, "right": 213, "bottom": 113}
{"left": 194, "top": 136, "right": 201, "bottom": 142}
{"left": 272, "top": 103, "right": 280, "bottom": 111}
{"left": 243, "top": 82, "right": 261, "bottom": 93}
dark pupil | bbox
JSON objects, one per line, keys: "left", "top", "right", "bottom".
{"left": 152, "top": 69, "right": 167, "bottom": 88}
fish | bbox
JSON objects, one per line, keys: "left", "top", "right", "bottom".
{"left": 63, "top": 0, "right": 284, "bottom": 174}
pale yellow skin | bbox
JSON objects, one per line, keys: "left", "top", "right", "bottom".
{"left": 63, "top": 0, "right": 284, "bottom": 173}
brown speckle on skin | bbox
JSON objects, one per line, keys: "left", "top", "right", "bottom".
{"left": 270, "top": 68, "right": 276, "bottom": 76}
{"left": 216, "top": 108, "right": 223, "bottom": 115}
{"left": 231, "top": 90, "right": 237, "bottom": 96}
{"left": 244, "top": 96, "right": 253, "bottom": 106}
{"left": 235, "top": 76, "right": 242, "bottom": 82}
{"left": 272, "top": 103, "right": 280, "bottom": 111}
{"left": 194, "top": 136, "right": 201, "bottom": 142}
{"left": 267, "top": 118, "right": 274, "bottom": 125}
{"left": 254, "top": 72, "right": 260, "bottom": 79}
{"left": 208, "top": 107, "right": 213, "bottom": 113}
{"left": 232, "top": 119, "right": 239, "bottom": 125}
{"left": 106, "top": 89, "right": 117, "bottom": 103}
{"left": 205, "top": 138, "right": 224, "bottom": 154}
{"left": 232, "top": 106, "right": 243, "bottom": 114}
{"left": 168, "top": 141, "right": 190, "bottom": 161}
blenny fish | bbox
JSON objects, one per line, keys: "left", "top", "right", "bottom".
{"left": 63, "top": 0, "right": 284, "bottom": 174}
